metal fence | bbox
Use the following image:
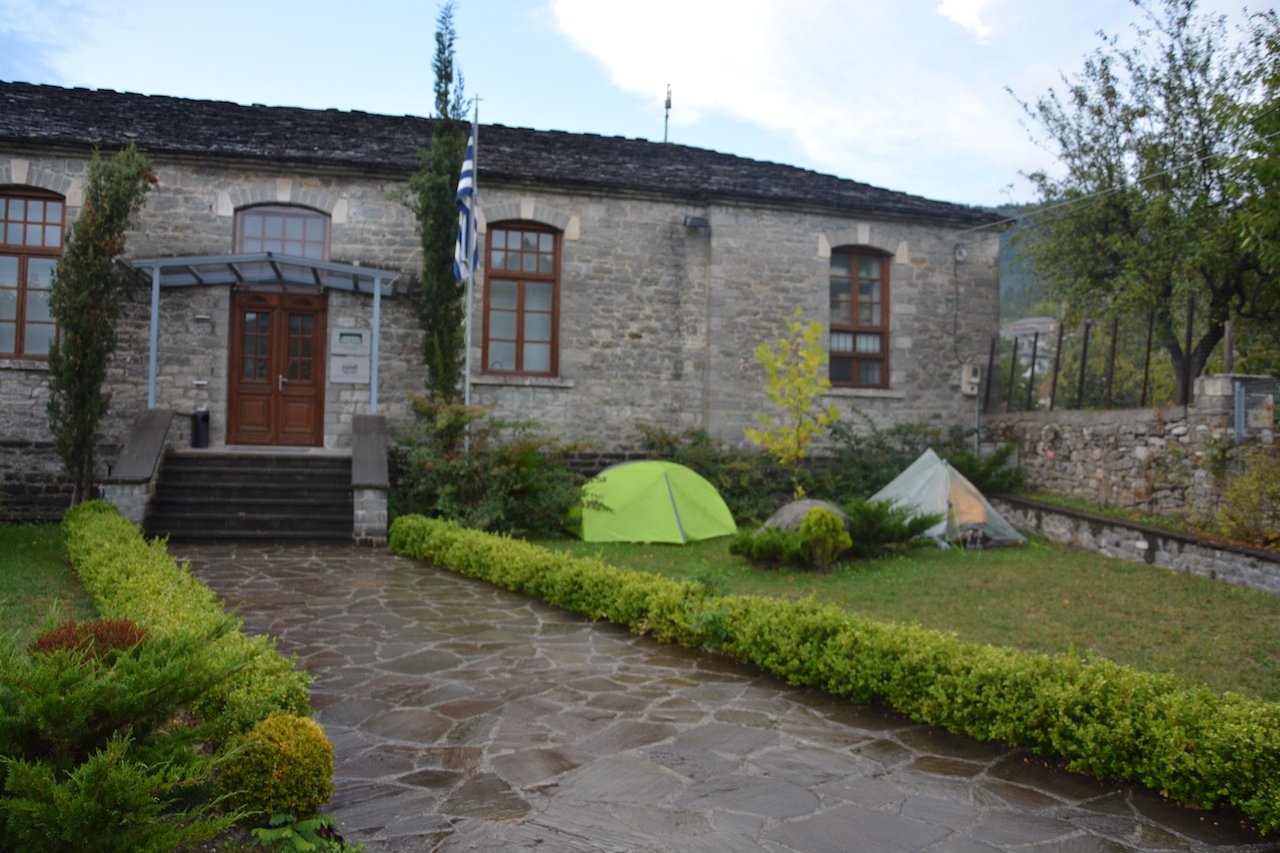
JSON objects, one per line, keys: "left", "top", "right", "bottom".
{"left": 983, "top": 316, "right": 1276, "bottom": 444}
{"left": 984, "top": 312, "right": 1174, "bottom": 413}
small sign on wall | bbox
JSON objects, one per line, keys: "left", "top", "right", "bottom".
{"left": 331, "top": 328, "right": 371, "bottom": 356}
{"left": 330, "top": 355, "right": 371, "bottom": 384}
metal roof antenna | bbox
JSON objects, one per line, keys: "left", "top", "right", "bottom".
{"left": 664, "top": 84, "right": 671, "bottom": 143}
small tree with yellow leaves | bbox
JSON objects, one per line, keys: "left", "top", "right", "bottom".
{"left": 745, "top": 307, "right": 840, "bottom": 498}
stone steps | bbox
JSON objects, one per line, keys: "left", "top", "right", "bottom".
{"left": 145, "top": 450, "right": 353, "bottom": 543}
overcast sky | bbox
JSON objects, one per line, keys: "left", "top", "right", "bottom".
{"left": 0, "top": 0, "right": 1254, "bottom": 206}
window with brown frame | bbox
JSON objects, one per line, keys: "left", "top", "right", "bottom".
{"left": 483, "top": 223, "right": 559, "bottom": 376}
{"left": 829, "top": 248, "right": 889, "bottom": 388}
{"left": 1, "top": 189, "right": 64, "bottom": 358}
{"left": 234, "top": 205, "right": 330, "bottom": 260}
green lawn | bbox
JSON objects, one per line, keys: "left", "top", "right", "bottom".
{"left": 0, "top": 524, "right": 97, "bottom": 647}
{"left": 541, "top": 534, "right": 1280, "bottom": 703}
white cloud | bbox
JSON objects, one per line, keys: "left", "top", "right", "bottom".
{"left": 549, "top": 0, "right": 792, "bottom": 124}
{"left": 14, "top": 0, "right": 1245, "bottom": 205}
{"left": 549, "top": 0, "right": 1041, "bottom": 201}
{"left": 935, "top": 0, "right": 999, "bottom": 42}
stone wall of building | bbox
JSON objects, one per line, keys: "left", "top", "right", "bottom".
{"left": 3, "top": 152, "right": 427, "bottom": 453}
{"left": 3, "top": 146, "right": 1001, "bottom": 516}
{"left": 470, "top": 191, "right": 1000, "bottom": 451}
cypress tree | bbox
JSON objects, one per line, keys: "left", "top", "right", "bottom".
{"left": 46, "top": 145, "right": 154, "bottom": 505}
{"left": 410, "top": 1, "right": 470, "bottom": 400}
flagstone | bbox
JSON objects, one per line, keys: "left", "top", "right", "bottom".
{"left": 176, "top": 544, "right": 1271, "bottom": 852}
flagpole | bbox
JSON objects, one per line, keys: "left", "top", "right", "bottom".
{"left": 463, "top": 104, "right": 478, "bottom": 412}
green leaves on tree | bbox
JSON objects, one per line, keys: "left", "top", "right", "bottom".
{"left": 745, "top": 307, "right": 840, "bottom": 498}
{"left": 410, "top": 2, "right": 470, "bottom": 401}
{"left": 1012, "top": 0, "right": 1280, "bottom": 384}
{"left": 46, "top": 145, "right": 154, "bottom": 505}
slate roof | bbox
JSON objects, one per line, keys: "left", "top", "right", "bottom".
{"left": 1, "top": 81, "right": 999, "bottom": 228}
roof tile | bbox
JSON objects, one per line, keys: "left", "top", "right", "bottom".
{"left": 0, "top": 81, "right": 998, "bottom": 227}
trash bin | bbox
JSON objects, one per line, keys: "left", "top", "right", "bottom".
{"left": 192, "top": 408, "right": 210, "bottom": 449}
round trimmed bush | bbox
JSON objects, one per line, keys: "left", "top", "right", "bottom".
{"left": 799, "top": 506, "right": 852, "bottom": 569}
{"left": 218, "top": 713, "right": 335, "bottom": 817}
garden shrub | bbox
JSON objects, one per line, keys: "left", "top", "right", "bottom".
{"left": 395, "top": 395, "right": 585, "bottom": 536}
{"left": 730, "top": 502, "right": 934, "bottom": 568}
{"left": 47, "top": 502, "right": 329, "bottom": 845}
{"left": 825, "top": 419, "right": 953, "bottom": 495}
{"left": 1215, "top": 448, "right": 1280, "bottom": 550}
{"left": 728, "top": 526, "right": 809, "bottom": 569}
{"left": 0, "top": 613, "right": 250, "bottom": 851}
{"left": 389, "top": 513, "right": 1280, "bottom": 834}
{"left": 28, "top": 618, "right": 146, "bottom": 660}
{"left": 826, "top": 419, "right": 1023, "bottom": 497}
{"left": 945, "top": 442, "right": 1025, "bottom": 494}
{"left": 60, "top": 501, "right": 313, "bottom": 742}
{"left": 218, "top": 713, "right": 335, "bottom": 818}
{"left": 1, "top": 733, "right": 234, "bottom": 853}
{"left": 799, "top": 507, "right": 852, "bottom": 569}
{"left": 841, "top": 498, "right": 942, "bottom": 558}
{"left": 0, "top": 619, "right": 249, "bottom": 775}
{"left": 252, "top": 812, "right": 365, "bottom": 853}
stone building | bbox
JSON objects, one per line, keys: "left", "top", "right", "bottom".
{"left": 1, "top": 81, "right": 1001, "bottom": 522}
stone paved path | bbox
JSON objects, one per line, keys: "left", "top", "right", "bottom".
{"left": 177, "top": 543, "right": 1278, "bottom": 852}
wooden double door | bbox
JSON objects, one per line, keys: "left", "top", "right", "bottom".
{"left": 228, "top": 290, "right": 327, "bottom": 446}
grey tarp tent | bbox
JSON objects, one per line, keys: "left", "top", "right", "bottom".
{"left": 763, "top": 499, "right": 849, "bottom": 531}
{"left": 869, "top": 449, "right": 1025, "bottom": 547}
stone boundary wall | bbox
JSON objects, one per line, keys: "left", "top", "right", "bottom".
{"left": 993, "top": 496, "right": 1280, "bottom": 595}
{"left": 983, "top": 375, "right": 1275, "bottom": 519}
{"left": 0, "top": 441, "right": 70, "bottom": 523}
{"left": 984, "top": 406, "right": 1222, "bottom": 516}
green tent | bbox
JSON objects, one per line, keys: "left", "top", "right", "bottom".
{"left": 574, "top": 461, "right": 737, "bottom": 544}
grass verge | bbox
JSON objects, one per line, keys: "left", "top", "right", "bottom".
{"left": 0, "top": 524, "right": 96, "bottom": 646}
{"left": 540, "top": 534, "right": 1280, "bottom": 702}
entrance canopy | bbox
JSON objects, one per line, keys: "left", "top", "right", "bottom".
{"left": 125, "top": 252, "right": 402, "bottom": 414}
{"left": 127, "top": 251, "right": 401, "bottom": 295}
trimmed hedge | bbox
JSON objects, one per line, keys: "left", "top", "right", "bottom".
{"left": 389, "top": 514, "right": 1280, "bottom": 834}
{"left": 60, "top": 501, "right": 313, "bottom": 742}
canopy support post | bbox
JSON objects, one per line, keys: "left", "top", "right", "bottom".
{"left": 147, "top": 264, "right": 160, "bottom": 409}
{"left": 370, "top": 275, "right": 382, "bottom": 415}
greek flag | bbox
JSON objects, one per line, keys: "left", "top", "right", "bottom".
{"left": 453, "top": 129, "right": 478, "bottom": 283}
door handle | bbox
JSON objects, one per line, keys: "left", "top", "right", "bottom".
{"left": 277, "top": 374, "right": 287, "bottom": 391}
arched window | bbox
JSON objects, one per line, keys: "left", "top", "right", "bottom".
{"left": 483, "top": 222, "right": 560, "bottom": 375}
{"left": 234, "top": 205, "right": 330, "bottom": 260}
{"left": 1, "top": 188, "right": 64, "bottom": 357}
{"left": 829, "top": 247, "right": 890, "bottom": 388}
